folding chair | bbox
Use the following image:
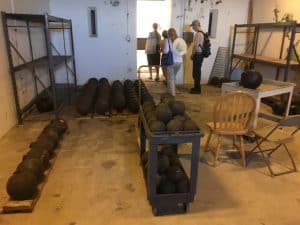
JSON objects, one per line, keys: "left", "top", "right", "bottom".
{"left": 247, "top": 115, "right": 300, "bottom": 176}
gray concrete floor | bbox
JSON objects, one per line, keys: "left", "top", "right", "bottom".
{"left": 0, "top": 82, "right": 300, "bottom": 225}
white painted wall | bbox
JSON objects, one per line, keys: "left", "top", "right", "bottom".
{"left": 171, "top": 0, "right": 249, "bottom": 83}
{"left": 50, "top": 0, "right": 137, "bottom": 84}
{"left": 0, "top": 0, "right": 50, "bottom": 138}
{"left": 13, "top": 0, "right": 49, "bottom": 14}
{"left": 252, "top": 0, "right": 300, "bottom": 95}
{"left": 0, "top": 0, "right": 16, "bottom": 138}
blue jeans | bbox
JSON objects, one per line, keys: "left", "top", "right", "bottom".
{"left": 167, "top": 62, "right": 182, "bottom": 96}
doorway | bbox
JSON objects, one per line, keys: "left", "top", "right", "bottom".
{"left": 136, "top": 0, "right": 172, "bottom": 79}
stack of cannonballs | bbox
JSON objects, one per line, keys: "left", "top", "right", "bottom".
{"left": 76, "top": 78, "right": 140, "bottom": 116}
{"left": 6, "top": 119, "right": 67, "bottom": 200}
{"left": 111, "top": 80, "right": 127, "bottom": 113}
{"left": 142, "top": 145, "right": 189, "bottom": 194}
{"left": 124, "top": 80, "right": 139, "bottom": 113}
{"left": 76, "top": 78, "right": 98, "bottom": 116}
{"left": 143, "top": 93, "right": 199, "bottom": 133}
{"left": 95, "top": 78, "right": 111, "bottom": 115}
{"left": 134, "top": 80, "right": 154, "bottom": 104}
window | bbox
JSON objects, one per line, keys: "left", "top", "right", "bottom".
{"left": 208, "top": 9, "right": 218, "bottom": 38}
{"left": 88, "top": 7, "right": 97, "bottom": 37}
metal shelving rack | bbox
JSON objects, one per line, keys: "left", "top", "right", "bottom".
{"left": 229, "top": 21, "right": 300, "bottom": 81}
{"left": 1, "top": 12, "right": 77, "bottom": 124}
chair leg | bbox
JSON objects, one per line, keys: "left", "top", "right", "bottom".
{"left": 246, "top": 137, "right": 264, "bottom": 165}
{"left": 214, "top": 135, "right": 222, "bottom": 167}
{"left": 204, "top": 130, "right": 212, "bottom": 152}
{"left": 232, "top": 135, "right": 238, "bottom": 149}
{"left": 239, "top": 135, "right": 246, "bottom": 167}
{"left": 283, "top": 144, "right": 297, "bottom": 172}
{"left": 256, "top": 140, "right": 275, "bottom": 176}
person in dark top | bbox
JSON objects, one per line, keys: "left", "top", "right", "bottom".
{"left": 190, "top": 20, "right": 204, "bottom": 94}
{"left": 145, "top": 23, "right": 161, "bottom": 81}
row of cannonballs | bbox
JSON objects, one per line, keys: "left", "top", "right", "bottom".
{"left": 142, "top": 145, "right": 189, "bottom": 194}
{"left": 142, "top": 93, "right": 199, "bottom": 133}
{"left": 6, "top": 119, "right": 67, "bottom": 200}
{"left": 76, "top": 78, "right": 146, "bottom": 116}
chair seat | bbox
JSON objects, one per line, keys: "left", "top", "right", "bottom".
{"left": 253, "top": 125, "right": 294, "bottom": 144}
{"left": 206, "top": 122, "right": 249, "bottom": 135}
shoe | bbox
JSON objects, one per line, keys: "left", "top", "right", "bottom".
{"left": 189, "top": 88, "right": 201, "bottom": 94}
{"left": 148, "top": 76, "right": 153, "bottom": 80}
{"left": 155, "top": 77, "right": 159, "bottom": 82}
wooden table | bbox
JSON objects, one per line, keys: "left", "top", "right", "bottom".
{"left": 221, "top": 79, "right": 295, "bottom": 128}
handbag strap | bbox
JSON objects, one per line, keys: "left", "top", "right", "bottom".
{"left": 167, "top": 39, "right": 172, "bottom": 52}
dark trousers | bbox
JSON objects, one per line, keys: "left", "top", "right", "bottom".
{"left": 192, "top": 54, "right": 204, "bottom": 90}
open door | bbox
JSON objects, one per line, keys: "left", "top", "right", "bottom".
{"left": 136, "top": 0, "right": 171, "bottom": 80}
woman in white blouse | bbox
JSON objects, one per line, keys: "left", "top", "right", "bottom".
{"left": 163, "top": 28, "right": 187, "bottom": 96}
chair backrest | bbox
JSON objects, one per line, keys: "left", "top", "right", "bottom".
{"left": 213, "top": 91, "right": 256, "bottom": 131}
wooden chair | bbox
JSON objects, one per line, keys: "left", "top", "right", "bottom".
{"left": 247, "top": 115, "right": 300, "bottom": 176}
{"left": 204, "top": 91, "right": 256, "bottom": 166}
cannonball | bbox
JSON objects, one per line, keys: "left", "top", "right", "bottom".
{"left": 112, "top": 80, "right": 123, "bottom": 90}
{"left": 156, "top": 105, "right": 172, "bottom": 124}
{"left": 41, "top": 127, "right": 59, "bottom": 144}
{"left": 127, "top": 101, "right": 139, "bottom": 114}
{"left": 166, "top": 166, "right": 183, "bottom": 183}
{"left": 112, "top": 93, "right": 126, "bottom": 112}
{"left": 147, "top": 115, "right": 158, "bottom": 124}
{"left": 158, "top": 155, "right": 170, "bottom": 174}
{"left": 149, "top": 121, "right": 166, "bottom": 132}
{"left": 17, "top": 158, "right": 44, "bottom": 181}
{"left": 167, "top": 119, "right": 183, "bottom": 132}
{"left": 176, "top": 176, "right": 190, "bottom": 193}
{"left": 145, "top": 110, "right": 156, "bottom": 120}
{"left": 143, "top": 101, "right": 155, "bottom": 112}
{"left": 36, "top": 135, "right": 58, "bottom": 153}
{"left": 168, "top": 101, "right": 186, "bottom": 116}
{"left": 240, "top": 70, "right": 263, "bottom": 89}
{"left": 160, "top": 93, "right": 175, "bottom": 103}
{"left": 30, "top": 138, "right": 56, "bottom": 155}
{"left": 160, "top": 145, "right": 176, "bottom": 157}
{"left": 99, "top": 77, "right": 109, "bottom": 85}
{"left": 169, "top": 154, "right": 181, "bottom": 167}
{"left": 95, "top": 98, "right": 110, "bottom": 115}
{"left": 183, "top": 119, "right": 199, "bottom": 131}
{"left": 88, "top": 77, "right": 98, "bottom": 85}
{"left": 36, "top": 93, "right": 53, "bottom": 113}
{"left": 157, "top": 176, "right": 176, "bottom": 194}
{"left": 174, "top": 115, "right": 187, "bottom": 122}
{"left": 24, "top": 148, "right": 50, "bottom": 169}
{"left": 50, "top": 119, "right": 68, "bottom": 136}
{"left": 6, "top": 171, "right": 38, "bottom": 200}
